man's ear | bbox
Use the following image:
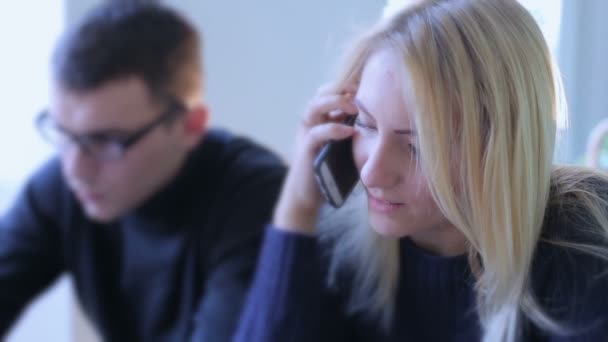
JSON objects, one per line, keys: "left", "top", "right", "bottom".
{"left": 182, "top": 104, "right": 209, "bottom": 147}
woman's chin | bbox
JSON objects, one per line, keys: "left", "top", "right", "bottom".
{"left": 368, "top": 214, "right": 411, "bottom": 238}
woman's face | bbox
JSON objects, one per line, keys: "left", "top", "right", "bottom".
{"left": 353, "top": 49, "right": 452, "bottom": 239}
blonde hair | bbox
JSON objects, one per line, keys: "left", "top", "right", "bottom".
{"left": 319, "top": 0, "right": 608, "bottom": 340}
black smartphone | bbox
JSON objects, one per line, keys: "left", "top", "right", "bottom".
{"left": 313, "top": 115, "right": 359, "bottom": 208}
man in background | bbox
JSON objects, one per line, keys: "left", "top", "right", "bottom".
{"left": 0, "top": 2, "right": 285, "bottom": 341}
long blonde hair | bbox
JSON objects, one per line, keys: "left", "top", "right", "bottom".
{"left": 319, "top": 0, "right": 608, "bottom": 340}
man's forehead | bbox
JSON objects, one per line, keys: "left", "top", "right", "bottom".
{"left": 49, "top": 78, "right": 160, "bottom": 131}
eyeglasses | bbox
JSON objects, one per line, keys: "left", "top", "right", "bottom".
{"left": 36, "top": 98, "right": 186, "bottom": 161}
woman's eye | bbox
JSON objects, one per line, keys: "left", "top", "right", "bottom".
{"left": 354, "top": 118, "right": 376, "bottom": 130}
{"left": 408, "top": 144, "right": 418, "bottom": 157}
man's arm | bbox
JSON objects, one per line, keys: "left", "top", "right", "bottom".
{"left": 0, "top": 160, "right": 64, "bottom": 336}
{"left": 189, "top": 156, "right": 286, "bottom": 342}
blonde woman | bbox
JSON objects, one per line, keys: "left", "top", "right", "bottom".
{"left": 235, "top": 0, "right": 608, "bottom": 341}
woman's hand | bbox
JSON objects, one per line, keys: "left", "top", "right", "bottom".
{"left": 273, "top": 86, "right": 358, "bottom": 234}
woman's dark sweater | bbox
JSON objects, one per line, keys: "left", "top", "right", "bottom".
{"left": 236, "top": 178, "right": 608, "bottom": 341}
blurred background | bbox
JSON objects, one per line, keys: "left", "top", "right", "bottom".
{"left": 0, "top": 0, "right": 606, "bottom": 341}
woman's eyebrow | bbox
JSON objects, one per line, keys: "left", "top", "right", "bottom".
{"left": 354, "top": 98, "right": 416, "bottom": 136}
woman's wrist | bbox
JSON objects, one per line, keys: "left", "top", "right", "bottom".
{"left": 273, "top": 199, "right": 319, "bottom": 235}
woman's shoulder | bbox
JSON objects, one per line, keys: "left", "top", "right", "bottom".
{"left": 542, "top": 166, "right": 608, "bottom": 241}
{"left": 548, "top": 165, "right": 608, "bottom": 205}
{"left": 539, "top": 166, "right": 607, "bottom": 249}
{"left": 530, "top": 239, "right": 608, "bottom": 338}
{"left": 529, "top": 166, "right": 608, "bottom": 337}
{"left": 539, "top": 165, "right": 608, "bottom": 269}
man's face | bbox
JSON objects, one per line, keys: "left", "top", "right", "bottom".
{"left": 48, "top": 77, "right": 200, "bottom": 222}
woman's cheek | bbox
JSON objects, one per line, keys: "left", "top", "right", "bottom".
{"left": 352, "top": 132, "right": 369, "bottom": 173}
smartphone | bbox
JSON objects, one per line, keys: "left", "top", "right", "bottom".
{"left": 313, "top": 115, "right": 359, "bottom": 208}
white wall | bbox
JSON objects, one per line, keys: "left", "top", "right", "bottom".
{"left": 171, "top": 0, "right": 384, "bottom": 159}
{"left": 0, "top": 1, "right": 73, "bottom": 342}
{"left": 62, "top": 0, "right": 383, "bottom": 158}
{"left": 557, "top": 0, "right": 608, "bottom": 164}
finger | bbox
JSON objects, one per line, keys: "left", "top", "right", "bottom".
{"left": 316, "top": 83, "right": 358, "bottom": 96}
{"left": 303, "top": 94, "right": 358, "bottom": 126}
{"left": 304, "top": 122, "right": 355, "bottom": 152}
{"left": 328, "top": 109, "right": 357, "bottom": 121}
{"left": 340, "top": 83, "right": 359, "bottom": 95}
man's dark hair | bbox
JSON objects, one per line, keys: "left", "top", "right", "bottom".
{"left": 53, "top": 2, "right": 203, "bottom": 101}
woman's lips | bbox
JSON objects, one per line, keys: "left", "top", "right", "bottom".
{"left": 367, "top": 194, "right": 404, "bottom": 213}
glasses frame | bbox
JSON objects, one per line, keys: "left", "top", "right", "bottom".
{"left": 36, "top": 96, "right": 187, "bottom": 161}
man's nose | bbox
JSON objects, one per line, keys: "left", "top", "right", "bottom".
{"left": 61, "top": 142, "right": 98, "bottom": 185}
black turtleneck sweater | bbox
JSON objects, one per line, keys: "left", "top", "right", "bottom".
{"left": 236, "top": 182, "right": 608, "bottom": 341}
{"left": 0, "top": 129, "right": 286, "bottom": 341}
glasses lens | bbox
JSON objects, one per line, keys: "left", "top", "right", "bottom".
{"left": 36, "top": 112, "right": 125, "bottom": 161}
{"left": 36, "top": 113, "right": 70, "bottom": 148}
{"left": 84, "top": 140, "right": 125, "bottom": 161}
